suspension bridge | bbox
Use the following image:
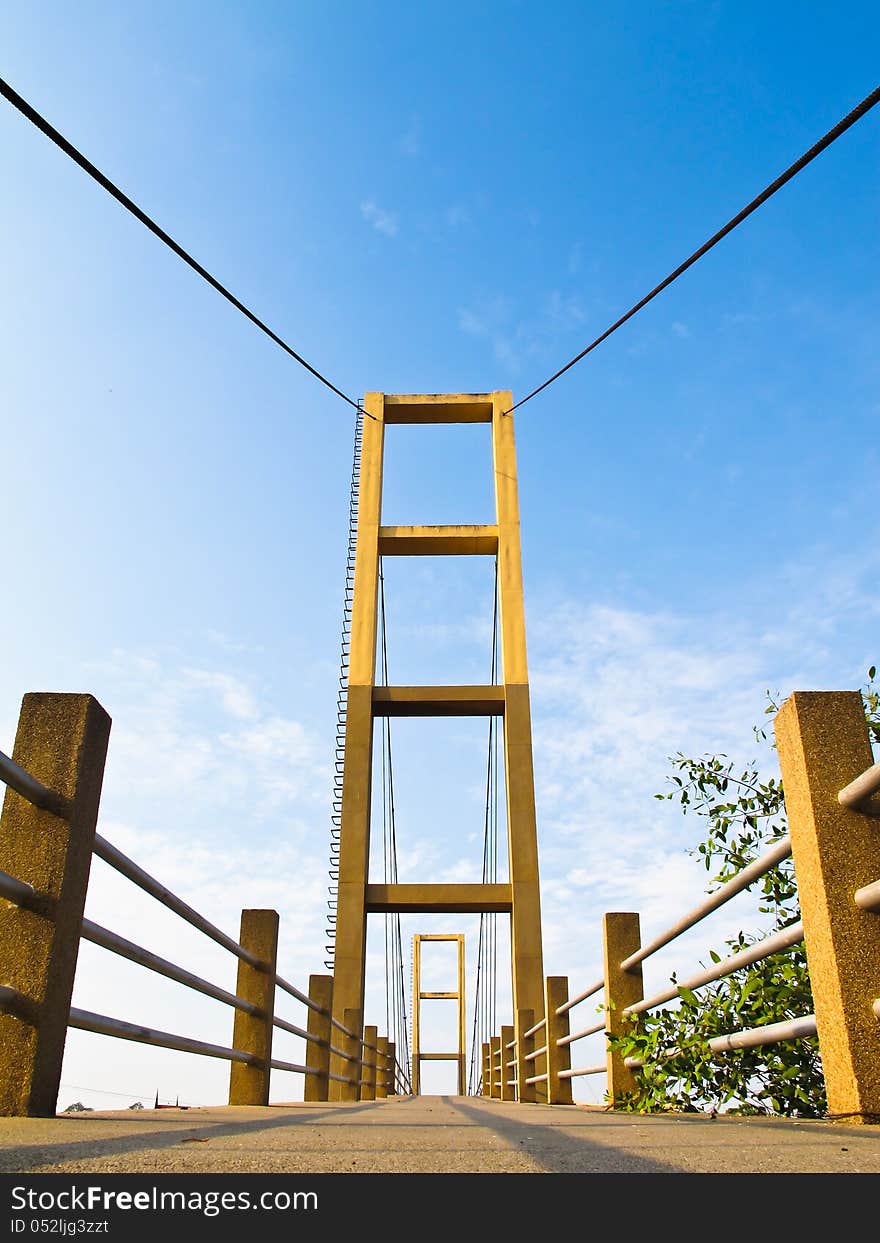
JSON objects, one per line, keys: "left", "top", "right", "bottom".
{"left": 1, "top": 391, "right": 879, "bottom": 1177}
{"left": 1, "top": 77, "right": 880, "bottom": 1175}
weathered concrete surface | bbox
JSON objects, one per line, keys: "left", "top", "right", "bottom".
{"left": 0, "top": 694, "right": 111, "bottom": 1117}
{"left": 775, "top": 691, "right": 880, "bottom": 1118}
{"left": 1, "top": 1097, "right": 878, "bottom": 1174}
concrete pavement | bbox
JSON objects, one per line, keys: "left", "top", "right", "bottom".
{"left": 1, "top": 1096, "right": 879, "bottom": 1174}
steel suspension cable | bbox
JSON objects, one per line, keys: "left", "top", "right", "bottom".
{"left": 379, "top": 568, "right": 393, "bottom": 1055}
{"left": 378, "top": 565, "right": 411, "bottom": 1080}
{"left": 490, "top": 601, "right": 500, "bottom": 1036}
{"left": 324, "top": 408, "right": 363, "bottom": 968}
{"left": 509, "top": 81, "right": 880, "bottom": 413}
{"left": 0, "top": 76, "right": 362, "bottom": 414}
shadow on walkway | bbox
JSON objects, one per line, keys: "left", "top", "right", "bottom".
{"left": 0, "top": 1102, "right": 378, "bottom": 1174}
{"left": 445, "top": 1097, "right": 682, "bottom": 1173}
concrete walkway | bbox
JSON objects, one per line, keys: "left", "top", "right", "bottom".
{"left": 2, "top": 1096, "right": 879, "bottom": 1174}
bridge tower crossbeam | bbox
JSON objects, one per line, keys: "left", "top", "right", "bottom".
{"left": 329, "top": 392, "right": 545, "bottom": 1099}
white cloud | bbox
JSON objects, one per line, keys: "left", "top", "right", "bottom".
{"left": 49, "top": 538, "right": 880, "bottom": 1109}
{"left": 523, "top": 555, "right": 879, "bottom": 1101}
{"left": 360, "top": 199, "right": 399, "bottom": 237}
{"left": 457, "top": 290, "right": 588, "bottom": 371}
{"left": 56, "top": 650, "right": 334, "bottom": 1110}
{"left": 66, "top": 822, "right": 328, "bottom": 1110}
{"left": 181, "top": 668, "right": 259, "bottom": 720}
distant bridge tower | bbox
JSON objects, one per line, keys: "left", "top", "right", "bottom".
{"left": 411, "top": 933, "right": 466, "bottom": 1096}
{"left": 329, "top": 393, "right": 545, "bottom": 1098}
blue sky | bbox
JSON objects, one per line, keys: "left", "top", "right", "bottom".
{"left": 1, "top": 3, "right": 878, "bottom": 1107}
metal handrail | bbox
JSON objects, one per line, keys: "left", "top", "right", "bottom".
{"left": 3, "top": 745, "right": 393, "bottom": 1099}
{"left": 838, "top": 760, "right": 880, "bottom": 815}
{"left": 0, "top": 984, "right": 39, "bottom": 1024}
{"left": 93, "top": 834, "right": 264, "bottom": 969}
{"left": 524, "top": 1072, "right": 549, "bottom": 1085}
{"left": 624, "top": 1014, "right": 817, "bottom": 1069}
{"left": 708, "top": 1014, "right": 817, "bottom": 1053}
{"left": 556, "top": 978, "right": 604, "bottom": 1016}
{"left": 273, "top": 1015, "right": 324, "bottom": 1046}
{"left": 557, "top": 1019, "right": 605, "bottom": 1046}
{"left": 620, "top": 835, "right": 793, "bottom": 971}
{"left": 558, "top": 1065, "right": 605, "bottom": 1079}
{"left": 270, "top": 1058, "right": 316, "bottom": 1076}
{"left": 275, "top": 973, "right": 327, "bottom": 1015}
{"left": 523, "top": 1044, "right": 547, "bottom": 1062}
{"left": 0, "top": 867, "right": 55, "bottom": 918}
{"left": 0, "top": 748, "right": 70, "bottom": 818}
{"left": 623, "top": 921, "right": 805, "bottom": 1016}
{"left": 523, "top": 1016, "right": 546, "bottom": 1039}
{"left": 330, "top": 1015, "right": 358, "bottom": 1041}
{"left": 80, "top": 918, "right": 260, "bottom": 1015}
{"left": 854, "top": 879, "right": 880, "bottom": 913}
{"left": 68, "top": 1006, "right": 255, "bottom": 1063}
{"left": 625, "top": 1053, "right": 669, "bottom": 1070}
{"left": 89, "top": 837, "right": 345, "bottom": 1054}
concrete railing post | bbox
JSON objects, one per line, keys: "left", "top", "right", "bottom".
{"left": 304, "top": 974, "right": 333, "bottom": 1102}
{"left": 490, "top": 1034, "right": 502, "bottom": 1098}
{"left": 481, "top": 1041, "right": 491, "bottom": 1096}
{"left": 775, "top": 690, "right": 880, "bottom": 1120}
{"left": 0, "top": 693, "right": 111, "bottom": 1117}
{"left": 499, "top": 1023, "right": 516, "bottom": 1100}
{"left": 603, "top": 912, "right": 643, "bottom": 1108}
{"left": 356, "top": 1021, "right": 367, "bottom": 1101}
{"left": 376, "top": 1036, "right": 390, "bottom": 1098}
{"left": 545, "top": 976, "right": 573, "bottom": 1105}
{"left": 384, "top": 1039, "right": 395, "bottom": 1096}
{"left": 516, "top": 1008, "right": 535, "bottom": 1104}
{"left": 346, "top": 1008, "right": 364, "bottom": 1101}
{"left": 361, "top": 1025, "right": 378, "bottom": 1100}
{"left": 229, "top": 909, "right": 279, "bottom": 1105}
{"left": 332, "top": 1007, "right": 363, "bottom": 1101}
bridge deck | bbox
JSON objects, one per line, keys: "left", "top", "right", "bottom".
{"left": 1, "top": 1096, "right": 877, "bottom": 1174}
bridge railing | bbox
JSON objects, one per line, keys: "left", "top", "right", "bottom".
{"left": 483, "top": 690, "right": 880, "bottom": 1120}
{"left": 0, "top": 692, "right": 404, "bottom": 1116}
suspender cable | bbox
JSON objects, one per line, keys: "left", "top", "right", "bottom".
{"left": 378, "top": 564, "right": 411, "bottom": 1083}
{"left": 468, "top": 559, "right": 500, "bottom": 1093}
{"left": 325, "top": 408, "right": 363, "bottom": 968}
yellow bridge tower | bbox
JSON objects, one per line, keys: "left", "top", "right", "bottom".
{"left": 329, "top": 392, "right": 545, "bottom": 1098}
